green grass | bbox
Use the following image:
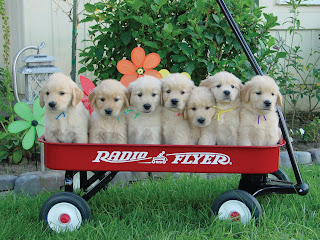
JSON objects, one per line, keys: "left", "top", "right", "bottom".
{"left": 1, "top": 165, "right": 319, "bottom": 240}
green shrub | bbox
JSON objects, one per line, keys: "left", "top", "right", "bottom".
{"left": 79, "top": 0, "right": 278, "bottom": 85}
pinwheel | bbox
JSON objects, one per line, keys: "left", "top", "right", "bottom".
{"left": 117, "top": 47, "right": 162, "bottom": 87}
{"left": 80, "top": 75, "right": 95, "bottom": 115}
{"left": 8, "top": 98, "right": 45, "bottom": 150}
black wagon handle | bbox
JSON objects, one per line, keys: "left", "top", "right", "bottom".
{"left": 216, "top": 0, "right": 308, "bottom": 193}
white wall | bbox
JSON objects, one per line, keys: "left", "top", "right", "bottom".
{"left": 3, "top": 0, "right": 96, "bottom": 94}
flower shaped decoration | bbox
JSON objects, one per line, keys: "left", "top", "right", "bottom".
{"left": 159, "top": 69, "right": 191, "bottom": 79}
{"left": 117, "top": 47, "right": 162, "bottom": 87}
{"left": 8, "top": 98, "right": 45, "bottom": 150}
{"left": 80, "top": 75, "right": 95, "bottom": 115}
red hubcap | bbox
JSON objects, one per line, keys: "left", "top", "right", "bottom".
{"left": 59, "top": 214, "right": 70, "bottom": 224}
{"left": 230, "top": 211, "right": 240, "bottom": 221}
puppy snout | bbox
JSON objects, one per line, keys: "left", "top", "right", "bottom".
{"left": 143, "top": 103, "right": 151, "bottom": 110}
{"left": 171, "top": 98, "right": 179, "bottom": 105}
{"left": 197, "top": 117, "right": 206, "bottom": 124}
{"left": 223, "top": 90, "right": 230, "bottom": 96}
{"left": 264, "top": 100, "right": 271, "bottom": 107}
{"left": 104, "top": 108, "right": 113, "bottom": 115}
{"left": 48, "top": 102, "right": 56, "bottom": 109}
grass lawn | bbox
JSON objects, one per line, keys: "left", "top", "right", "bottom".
{"left": 0, "top": 165, "right": 319, "bottom": 240}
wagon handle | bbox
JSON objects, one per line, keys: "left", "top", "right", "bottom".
{"left": 216, "top": 0, "right": 308, "bottom": 194}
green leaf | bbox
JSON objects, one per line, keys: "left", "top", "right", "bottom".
{"left": 141, "top": 14, "right": 153, "bottom": 25}
{"left": 0, "top": 150, "right": 8, "bottom": 162}
{"left": 268, "top": 37, "right": 276, "bottom": 48}
{"left": 12, "top": 149, "right": 23, "bottom": 164}
{"left": 84, "top": 3, "right": 96, "bottom": 13}
{"left": 22, "top": 127, "right": 36, "bottom": 150}
{"left": 183, "top": 62, "right": 195, "bottom": 75}
{"left": 213, "top": 14, "right": 219, "bottom": 23}
{"left": 276, "top": 52, "right": 287, "bottom": 58}
{"left": 120, "top": 32, "right": 131, "bottom": 46}
{"left": 216, "top": 34, "right": 224, "bottom": 45}
{"left": 14, "top": 102, "right": 33, "bottom": 121}
{"left": 163, "top": 23, "right": 173, "bottom": 34}
{"left": 78, "top": 67, "right": 87, "bottom": 74}
{"left": 143, "top": 41, "right": 158, "bottom": 49}
{"left": 8, "top": 121, "right": 31, "bottom": 134}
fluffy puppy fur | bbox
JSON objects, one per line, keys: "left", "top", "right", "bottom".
{"left": 40, "top": 72, "right": 89, "bottom": 143}
{"left": 161, "top": 73, "right": 195, "bottom": 145}
{"left": 200, "top": 71, "right": 242, "bottom": 145}
{"left": 88, "top": 79, "right": 128, "bottom": 144}
{"left": 185, "top": 87, "right": 217, "bottom": 145}
{"left": 238, "top": 75, "right": 282, "bottom": 146}
{"left": 127, "top": 75, "right": 162, "bottom": 145}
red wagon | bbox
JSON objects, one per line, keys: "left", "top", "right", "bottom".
{"left": 38, "top": 0, "right": 309, "bottom": 232}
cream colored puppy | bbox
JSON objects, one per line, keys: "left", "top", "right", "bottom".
{"left": 184, "top": 87, "right": 217, "bottom": 145}
{"left": 40, "top": 72, "right": 89, "bottom": 143}
{"left": 162, "top": 73, "right": 194, "bottom": 145}
{"left": 238, "top": 75, "right": 282, "bottom": 146}
{"left": 88, "top": 79, "right": 128, "bottom": 144}
{"left": 127, "top": 75, "right": 162, "bottom": 145}
{"left": 200, "top": 71, "right": 242, "bottom": 145}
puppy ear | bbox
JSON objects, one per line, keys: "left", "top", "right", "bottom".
{"left": 88, "top": 89, "right": 96, "bottom": 108}
{"left": 240, "top": 82, "right": 251, "bottom": 103}
{"left": 39, "top": 90, "right": 45, "bottom": 108}
{"left": 124, "top": 90, "right": 130, "bottom": 108}
{"left": 277, "top": 91, "right": 283, "bottom": 108}
{"left": 199, "top": 79, "right": 211, "bottom": 88}
{"left": 72, "top": 86, "right": 84, "bottom": 107}
{"left": 183, "top": 109, "right": 188, "bottom": 120}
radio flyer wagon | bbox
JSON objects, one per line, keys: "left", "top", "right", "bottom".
{"left": 38, "top": 0, "right": 309, "bottom": 232}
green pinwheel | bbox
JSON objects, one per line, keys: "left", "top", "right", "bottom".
{"left": 8, "top": 98, "right": 45, "bottom": 150}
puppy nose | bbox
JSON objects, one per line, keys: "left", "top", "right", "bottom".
{"left": 143, "top": 103, "right": 151, "bottom": 110}
{"left": 105, "top": 108, "right": 113, "bottom": 115}
{"left": 48, "top": 102, "right": 56, "bottom": 108}
{"left": 224, "top": 90, "right": 230, "bottom": 96}
{"left": 171, "top": 98, "right": 179, "bottom": 105}
{"left": 197, "top": 118, "right": 206, "bottom": 124}
{"left": 264, "top": 100, "right": 271, "bottom": 107}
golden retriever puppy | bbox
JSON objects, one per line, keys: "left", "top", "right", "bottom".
{"left": 200, "top": 71, "right": 242, "bottom": 145}
{"left": 127, "top": 75, "right": 162, "bottom": 180}
{"left": 184, "top": 87, "right": 217, "bottom": 145}
{"left": 238, "top": 75, "right": 282, "bottom": 146}
{"left": 88, "top": 79, "right": 128, "bottom": 144}
{"left": 127, "top": 75, "right": 162, "bottom": 144}
{"left": 40, "top": 72, "right": 89, "bottom": 143}
{"left": 162, "top": 73, "right": 195, "bottom": 145}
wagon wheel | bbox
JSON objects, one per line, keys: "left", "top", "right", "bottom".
{"left": 211, "top": 189, "right": 262, "bottom": 224}
{"left": 39, "top": 192, "right": 91, "bottom": 232}
{"left": 268, "top": 169, "right": 290, "bottom": 181}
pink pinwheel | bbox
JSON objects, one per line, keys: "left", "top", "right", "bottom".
{"left": 117, "top": 47, "right": 162, "bottom": 87}
{"left": 80, "top": 75, "right": 95, "bottom": 115}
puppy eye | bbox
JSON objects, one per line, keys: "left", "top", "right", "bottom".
{"left": 46, "top": 92, "right": 49, "bottom": 95}
{"left": 256, "top": 92, "right": 262, "bottom": 95}
{"left": 192, "top": 107, "right": 196, "bottom": 111}
{"left": 101, "top": 98, "right": 105, "bottom": 102}
{"left": 152, "top": 93, "right": 156, "bottom": 97}
{"left": 114, "top": 98, "right": 119, "bottom": 102}
{"left": 180, "top": 91, "right": 185, "bottom": 95}
{"left": 231, "top": 85, "right": 234, "bottom": 88}
{"left": 166, "top": 90, "right": 171, "bottom": 94}
{"left": 138, "top": 93, "right": 143, "bottom": 97}
{"left": 59, "top": 92, "right": 65, "bottom": 96}
{"left": 217, "top": 84, "right": 221, "bottom": 88}
{"left": 271, "top": 93, "right": 275, "bottom": 96}
{"left": 205, "top": 106, "right": 210, "bottom": 110}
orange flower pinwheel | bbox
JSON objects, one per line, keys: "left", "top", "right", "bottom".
{"left": 117, "top": 47, "right": 162, "bottom": 87}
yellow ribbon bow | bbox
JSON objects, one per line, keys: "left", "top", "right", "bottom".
{"left": 212, "top": 106, "right": 236, "bottom": 121}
